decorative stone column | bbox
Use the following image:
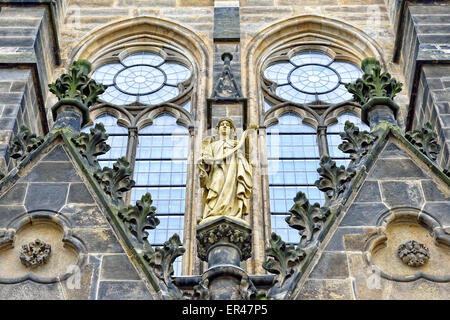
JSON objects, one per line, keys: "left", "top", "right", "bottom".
{"left": 49, "top": 59, "right": 105, "bottom": 132}
{"left": 196, "top": 216, "right": 253, "bottom": 300}
{"left": 346, "top": 58, "right": 403, "bottom": 129}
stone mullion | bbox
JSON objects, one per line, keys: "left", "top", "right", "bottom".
{"left": 124, "top": 126, "right": 138, "bottom": 205}
{"left": 317, "top": 125, "right": 330, "bottom": 158}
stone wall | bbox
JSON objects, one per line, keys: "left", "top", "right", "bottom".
{"left": 0, "top": 142, "right": 156, "bottom": 299}
{"left": 295, "top": 138, "right": 450, "bottom": 300}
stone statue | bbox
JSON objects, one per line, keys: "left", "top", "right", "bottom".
{"left": 197, "top": 118, "right": 257, "bottom": 224}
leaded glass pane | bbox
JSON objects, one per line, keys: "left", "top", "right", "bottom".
{"left": 93, "top": 51, "right": 190, "bottom": 106}
{"left": 265, "top": 50, "right": 362, "bottom": 105}
{"left": 267, "top": 113, "right": 320, "bottom": 244}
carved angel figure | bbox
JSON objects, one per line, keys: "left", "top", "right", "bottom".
{"left": 197, "top": 118, "right": 257, "bottom": 224}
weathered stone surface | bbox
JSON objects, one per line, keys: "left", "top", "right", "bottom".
{"left": 25, "top": 183, "right": 68, "bottom": 212}
{"left": 379, "top": 142, "right": 409, "bottom": 159}
{"left": 309, "top": 252, "right": 349, "bottom": 279}
{"left": 325, "top": 227, "right": 366, "bottom": 251}
{"left": 0, "top": 183, "right": 27, "bottom": 205}
{"left": 20, "top": 162, "right": 81, "bottom": 183}
{"left": 421, "top": 180, "right": 450, "bottom": 202}
{"left": 72, "top": 228, "right": 125, "bottom": 253}
{"left": 60, "top": 204, "right": 108, "bottom": 228}
{"left": 369, "top": 159, "right": 429, "bottom": 179}
{"left": 42, "top": 145, "right": 69, "bottom": 161}
{"left": 67, "top": 183, "right": 95, "bottom": 204}
{"left": 97, "top": 281, "right": 153, "bottom": 300}
{"left": 60, "top": 264, "right": 94, "bottom": 300}
{"left": 422, "top": 202, "right": 450, "bottom": 226}
{"left": 354, "top": 181, "right": 381, "bottom": 203}
{"left": 340, "top": 203, "right": 389, "bottom": 227}
{"left": 88, "top": 254, "right": 102, "bottom": 300}
{"left": 0, "top": 205, "right": 26, "bottom": 226}
{"left": 381, "top": 181, "right": 424, "bottom": 208}
{"left": 101, "top": 254, "right": 140, "bottom": 281}
{"left": 295, "top": 279, "right": 354, "bottom": 300}
{"left": 0, "top": 281, "right": 64, "bottom": 300}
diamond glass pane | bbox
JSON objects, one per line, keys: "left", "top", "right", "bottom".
{"left": 265, "top": 50, "right": 362, "bottom": 105}
{"left": 264, "top": 99, "right": 273, "bottom": 112}
{"left": 159, "top": 63, "right": 191, "bottom": 85}
{"left": 99, "top": 86, "right": 137, "bottom": 105}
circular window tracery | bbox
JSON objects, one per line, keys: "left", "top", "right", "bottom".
{"left": 92, "top": 52, "right": 191, "bottom": 106}
{"left": 264, "top": 51, "right": 362, "bottom": 105}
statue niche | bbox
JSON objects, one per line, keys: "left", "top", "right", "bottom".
{"left": 197, "top": 118, "right": 257, "bottom": 225}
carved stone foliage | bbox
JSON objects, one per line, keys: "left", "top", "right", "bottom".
{"left": 118, "top": 192, "right": 160, "bottom": 243}
{"left": 196, "top": 222, "right": 252, "bottom": 262}
{"left": 345, "top": 57, "right": 402, "bottom": 106}
{"left": 19, "top": 239, "right": 51, "bottom": 268}
{"left": 397, "top": 240, "right": 430, "bottom": 267}
{"left": 94, "top": 157, "right": 135, "bottom": 205}
{"left": 405, "top": 122, "right": 441, "bottom": 161}
{"left": 338, "top": 121, "right": 376, "bottom": 168}
{"left": 193, "top": 278, "right": 210, "bottom": 300}
{"left": 49, "top": 59, "right": 105, "bottom": 108}
{"left": 315, "top": 156, "right": 355, "bottom": 201}
{"left": 7, "top": 125, "right": 44, "bottom": 161}
{"left": 144, "top": 234, "right": 185, "bottom": 299}
{"left": 262, "top": 233, "right": 305, "bottom": 288}
{"left": 239, "top": 276, "right": 257, "bottom": 300}
{"left": 72, "top": 123, "right": 111, "bottom": 169}
{"left": 285, "top": 191, "right": 331, "bottom": 246}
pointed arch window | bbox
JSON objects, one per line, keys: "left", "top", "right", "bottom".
{"left": 267, "top": 113, "right": 325, "bottom": 243}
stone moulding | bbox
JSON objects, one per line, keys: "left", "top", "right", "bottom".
{"left": 0, "top": 210, "right": 87, "bottom": 285}
{"left": 364, "top": 207, "right": 450, "bottom": 283}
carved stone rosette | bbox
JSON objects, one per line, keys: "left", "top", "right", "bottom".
{"left": 19, "top": 239, "right": 51, "bottom": 268}
{"left": 397, "top": 240, "right": 430, "bottom": 267}
{"left": 196, "top": 216, "right": 252, "bottom": 262}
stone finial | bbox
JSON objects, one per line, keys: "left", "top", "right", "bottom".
{"left": 49, "top": 59, "right": 105, "bottom": 131}
{"left": 397, "top": 240, "right": 430, "bottom": 267}
{"left": 346, "top": 58, "right": 402, "bottom": 128}
{"left": 7, "top": 125, "right": 44, "bottom": 161}
{"left": 405, "top": 122, "right": 441, "bottom": 161}
{"left": 19, "top": 239, "right": 51, "bottom": 268}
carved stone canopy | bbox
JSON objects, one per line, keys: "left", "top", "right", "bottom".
{"left": 196, "top": 216, "right": 252, "bottom": 262}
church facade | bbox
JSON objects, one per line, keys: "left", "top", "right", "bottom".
{"left": 0, "top": 0, "right": 448, "bottom": 299}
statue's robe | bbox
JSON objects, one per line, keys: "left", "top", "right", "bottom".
{"left": 198, "top": 138, "right": 253, "bottom": 220}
